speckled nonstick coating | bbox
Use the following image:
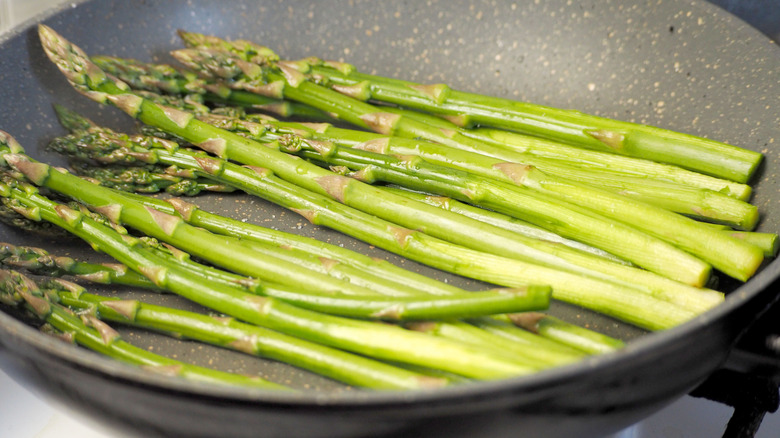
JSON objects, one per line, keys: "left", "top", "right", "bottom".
{"left": 0, "top": 1, "right": 778, "bottom": 437}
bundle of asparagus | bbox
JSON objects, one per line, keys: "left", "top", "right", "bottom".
{"left": 0, "top": 24, "right": 772, "bottom": 391}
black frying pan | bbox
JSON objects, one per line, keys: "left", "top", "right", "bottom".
{"left": 1, "top": 1, "right": 779, "bottom": 437}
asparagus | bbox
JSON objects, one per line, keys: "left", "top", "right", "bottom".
{"left": 89, "top": 55, "right": 753, "bottom": 207}
{"left": 0, "top": 168, "right": 539, "bottom": 380}
{"left": 264, "top": 117, "right": 757, "bottom": 229}
{"left": 238, "top": 45, "right": 762, "bottom": 183}
{"left": 38, "top": 127, "right": 699, "bottom": 328}
{"left": 48, "top": 112, "right": 725, "bottom": 312}
{"left": 42, "top": 278, "right": 452, "bottom": 390}
{"left": 407, "top": 319, "right": 585, "bottom": 367}
{"left": 37, "top": 25, "right": 700, "bottom": 330}
{"left": 726, "top": 231, "right": 779, "bottom": 258}
{"left": 507, "top": 313, "right": 626, "bottom": 355}
{"left": 0, "top": 268, "right": 289, "bottom": 390}
{"left": 291, "top": 135, "right": 761, "bottom": 282}
{"left": 68, "top": 160, "right": 235, "bottom": 196}
{"left": 145, "top": 118, "right": 725, "bottom": 311}
{"left": 91, "top": 55, "right": 333, "bottom": 121}
{"left": 40, "top": 118, "right": 646, "bottom": 353}
{"left": 0, "top": 241, "right": 155, "bottom": 288}
{"left": 167, "top": 39, "right": 763, "bottom": 282}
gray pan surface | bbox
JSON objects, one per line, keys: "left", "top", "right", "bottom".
{"left": 0, "top": 0, "right": 779, "bottom": 437}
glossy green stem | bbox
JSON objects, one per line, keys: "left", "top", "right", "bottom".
{"left": 0, "top": 269, "right": 288, "bottom": 389}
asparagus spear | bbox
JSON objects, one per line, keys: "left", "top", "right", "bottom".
{"left": 41, "top": 277, "right": 451, "bottom": 390}
{"left": 229, "top": 44, "right": 761, "bottom": 183}
{"left": 291, "top": 136, "right": 761, "bottom": 282}
{"left": 91, "top": 55, "right": 334, "bottom": 121}
{"left": 134, "top": 115, "right": 725, "bottom": 312}
{"left": 11, "top": 155, "right": 552, "bottom": 320}
{"left": 261, "top": 117, "right": 757, "bottom": 229}
{"left": 47, "top": 112, "right": 723, "bottom": 311}
{"left": 407, "top": 319, "right": 585, "bottom": 367}
{"left": 0, "top": 242, "right": 155, "bottom": 288}
{"left": 166, "top": 39, "right": 763, "bottom": 282}
{"left": 507, "top": 313, "right": 626, "bottom": 355}
{"left": 68, "top": 160, "right": 235, "bottom": 196}
{"left": 0, "top": 268, "right": 289, "bottom": 390}
{"left": 37, "top": 25, "right": 700, "bottom": 329}
{"left": 0, "top": 169, "right": 538, "bottom": 379}
{"left": 35, "top": 125, "right": 698, "bottom": 328}
{"left": 92, "top": 54, "right": 754, "bottom": 201}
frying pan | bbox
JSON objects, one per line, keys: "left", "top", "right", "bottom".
{"left": 0, "top": 0, "right": 779, "bottom": 437}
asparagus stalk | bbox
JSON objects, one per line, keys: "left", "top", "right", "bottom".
{"left": 12, "top": 154, "right": 552, "bottom": 320}
{"left": 37, "top": 25, "right": 699, "bottom": 330}
{"left": 91, "top": 54, "right": 753, "bottom": 202}
{"left": 407, "top": 319, "right": 585, "bottom": 367}
{"left": 293, "top": 139, "right": 761, "bottom": 282}
{"left": 726, "top": 231, "right": 779, "bottom": 258}
{"left": 0, "top": 241, "right": 155, "bottom": 288}
{"left": 0, "top": 268, "right": 289, "bottom": 390}
{"left": 48, "top": 112, "right": 720, "bottom": 309}
{"left": 43, "top": 278, "right": 452, "bottom": 390}
{"left": 243, "top": 47, "right": 762, "bottom": 183}
{"left": 507, "top": 313, "right": 626, "bottom": 355}
{"left": 37, "top": 126, "right": 698, "bottom": 328}
{"left": 91, "top": 55, "right": 333, "bottom": 121}
{"left": 166, "top": 40, "right": 762, "bottom": 282}
{"left": 267, "top": 117, "right": 757, "bottom": 229}
{"left": 0, "top": 169, "right": 537, "bottom": 379}
{"left": 174, "top": 122, "right": 725, "bottom": 311}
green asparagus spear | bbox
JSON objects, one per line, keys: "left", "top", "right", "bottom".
{"left": 0, "top": 268, "right": 289, "bottom": 390}
{"left": 507, "top": 313, "right": 626, "bottom": 355}
{"left": 91, "top": 55, "right": 333, "bottom": 121}
{"left": 37, "top": 25, "right": 700, "bottom": 330}
{"left": 233, "top": 44, "right": 762, "bottom": 183}
{"left": 0, "top": 241, "right": 155, "bottom": 288}
{"left": 166, "top": 38, "right": 762, "bottom": 282}
{"left": 91, "top": 54, "right": 753, "bottom": 201}
{"left": 47, "top": 111, "right": 724, "bottom": 313}
{"left": 0, "top": 167, "right": 538, "bottom": 379}
{"left": 43, "top": 278, "right": 451, "bottom": 390}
